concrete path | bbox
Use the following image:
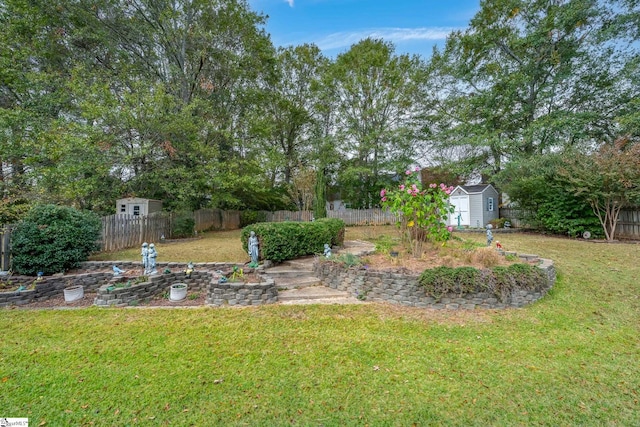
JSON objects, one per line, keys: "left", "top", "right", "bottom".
{"left": 261, "top": 240, "right": 375, "bottom": 305}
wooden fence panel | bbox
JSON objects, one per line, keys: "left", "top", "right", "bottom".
{"left": 501, "top": 207, "right": 640, "bottom": 239}
{"left": 265, "top": 210, "right": 313, "bottom": 222}
{"left": 263, "top": 209, "right": 396, "bottom": 226}
{"left": 499, "top": 208, "right": 535, "bottom": 229}
{"left": 192, "top": 209, "right": 240, "bottom": 231}
{"left": 100, "top": 214, "right": 170, "bottom": 252}
{"left": 193, "top": 209, "right": 218, "bottom": 231}
{"left": 1, "top": 225, "right": 12, "bottom": 271}
{"left": 221, "top": 210, "right": 241, "bottom": 230}
{"left": 616, "top": 209, "right": 640, "bottom": 238}
{"left": 327, "top": 208, "right": 396, "bottom": 225}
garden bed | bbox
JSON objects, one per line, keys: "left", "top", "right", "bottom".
{"left": 1, "top": 261, "right": 272, "bottom": 309}
{"left": 315, "top": 249, "right": 555, "bottom": 309}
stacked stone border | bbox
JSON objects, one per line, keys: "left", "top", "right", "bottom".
{"left": 0, "top": 262, "right": 277, "bottom": 308}
{"left": 313, "top": 253, "right": 555, "bottom": 309}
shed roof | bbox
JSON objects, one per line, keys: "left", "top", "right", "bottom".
{"left": 456, "top": 184, "right": 497, "bottom": 194}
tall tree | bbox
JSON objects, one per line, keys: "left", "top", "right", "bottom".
{"left": 426, "top": 0, "right": 639, "bottom": 178}
{"left": 250, "top": 44, "right": 327, "bottom": 186}
{"left": 331, "top": 38, "right": 426, "bottom": 208}
{"left": 1, "top": 0, "right": 277, "bottom": 212}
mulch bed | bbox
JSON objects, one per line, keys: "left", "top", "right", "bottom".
{"left": 11, "top": 273, "right": 263, "bottom": 309}
{"left": 20, "top": 293, "right": 97, "bottom": 309}
{"left": 140, "top": 289, "right": 208, "bottom": 307}
{"left": 13, "top": 291, "right": 209, "bottom": 309}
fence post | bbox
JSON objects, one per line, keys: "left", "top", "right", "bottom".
{"left": 1, "top": 225, "right": 12, "bottom": 271}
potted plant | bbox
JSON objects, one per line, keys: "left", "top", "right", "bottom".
{"left": 63, "top": 284, "right": 84, "bottom": 302}
{"left": 170, "top": 283, "right": 188, "bottom": 301}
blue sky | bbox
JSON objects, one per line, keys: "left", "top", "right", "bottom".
{"left": 247, "top": 0, "right": 481, "bottom": 58}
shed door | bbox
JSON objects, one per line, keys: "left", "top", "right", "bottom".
{"left": 449, "top": 196, "right": 470, "bottom": 226}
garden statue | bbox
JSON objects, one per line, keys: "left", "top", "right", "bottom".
{"left": 248, "top": 231, "right": 259, "bottom": 267}
{"left": 113, "top": 265, "right": 126, "bottom": 276}
{"left": 185, "top": 261, "right": 194, "bottom": 278}
{"left": 147, "top": 243, "right": 158, "bottom": 274}
{"left": 141, "top": 242, "right": 149, "bottom": 272}
{"left": 486, "top": 224, "right": 494, "bottom": 247}
{"left": 323, "top": 243, "right": 332, "bottom": 258}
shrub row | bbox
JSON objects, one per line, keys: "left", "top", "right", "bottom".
{"left": 418, "top": 263, "right": 548, "bottom": 302}
{"left": 241, "top": 218, "right": 345, "bottom": 263}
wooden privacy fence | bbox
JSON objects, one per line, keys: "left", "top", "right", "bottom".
{"left": 500, "top": 207, "right": 640, "bottom": 239}
{"left": 101, "top": 214, "right": 169, "bottom": 252}
{"left": 264, "top": 210, "right": 313, "bottom": 222}
{"left": 263, "top": 208, "right": 397, "bottom": 226}
{"left": 100, "top": 209, "right": 241, "bottom": 252}
{"left": 615, "top": 209, "right": 640, "bottom": 238}
{"left": 328, "top": 208, "right": 396, "bottom": 225}
{"left": 0, "top": 225, "right": 12, "bottom": 271}
{"left": 193, "top": 208, "right": 240, "bottom": 231}
{"left": 498, "top": 208, "right": 535, "bottom": 229}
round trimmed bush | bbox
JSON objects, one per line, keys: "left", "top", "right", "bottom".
{"left": 11, "top": 204, "right": 101, "bottom": 275}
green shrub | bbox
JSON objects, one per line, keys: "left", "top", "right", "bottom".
{"left": 171, "top": 212, "right": 195, "bottom": 238}
{"left": 242, "top": 219, "right": 345, "bottom": 263}
{"left": 11, "top": 204, "right": 101, "bottom": 275}
{"left": 0, "top": 197, "right": 32, "bottom": 226}
{"left": 418, "top": 266, "right": 482, "bottom": 300}
{"left": 418, "top": 263, "right": 547, "bottom": 302}
{"left": 374, "top": 235, "right": 396, "bottom": 255}
{"left": 333, "top": 252, "right": 361, "bottom": 268}
{"left": 315, "top": 218, "right": 346, "bottom": 246}
{"left": 489, "top": 263, "right": 548, "bottom": 301}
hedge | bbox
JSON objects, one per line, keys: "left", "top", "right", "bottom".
{"left": 241, "top": 219, "right": 345, "bottom": 263}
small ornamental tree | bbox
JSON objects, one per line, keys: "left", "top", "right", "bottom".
{"left": 561, "top": 137, "right": 640, "bottom": 241}
{"left": 381, "top": 167, "right": 455, "bottom": 257}
{"left": 11, "top": 204, "right": 101, "bottom": 275}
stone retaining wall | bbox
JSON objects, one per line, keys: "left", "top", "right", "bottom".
{"left": 314, "top": 255, "right": 555, "bottom": 309}
{"left": 0, "top": 272, "right": 114, "bottom": 307}
{"left": 2, "top": 262, "right": 279, "bottom": 308}
{"left": 206, "top": 279, "right": 278, "bottom": 306}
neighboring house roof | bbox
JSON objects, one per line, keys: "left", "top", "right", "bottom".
{"left": 455, "top": 184, "right": 497, "bottom": 195}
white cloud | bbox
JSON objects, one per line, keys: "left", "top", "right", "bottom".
{"left": 285, "top": 0, "right": 294, "bottom": 6}
{"left": 314, "top": 27, "right": 457, "bottom": 51}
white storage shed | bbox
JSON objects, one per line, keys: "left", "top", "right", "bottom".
{"left": 116, "top": 198, "right": 163, "bottom": 217}
{"left": 447, "top": 184, "right": 499, "bottom": 228}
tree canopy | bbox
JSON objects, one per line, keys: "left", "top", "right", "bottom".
{"left": 0, "top": 0, "right": 638, "bottom": 227}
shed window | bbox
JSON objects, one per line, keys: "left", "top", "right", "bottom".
{"left": 133, "top": 205, "right": 140, "bottom": 216}
{"left": 120, "top": 204, "right": 126, "bottom": 213}
{"left": 487, "top": 197, "right": 495, "bottom": 212}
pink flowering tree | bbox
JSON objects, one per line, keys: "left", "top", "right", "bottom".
{"left": 380, "top": 167, "right": 455, "bottom": 257}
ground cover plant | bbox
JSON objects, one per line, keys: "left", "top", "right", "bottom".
{"left": 2, "top": 228, "right": 639, "bottom": 425}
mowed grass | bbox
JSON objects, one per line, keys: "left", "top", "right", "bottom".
{"left": 90, "top": 229, "right": 249, "bottom": 263}
{"left": 2, "top": 227, "right": 640, "bottom": 425}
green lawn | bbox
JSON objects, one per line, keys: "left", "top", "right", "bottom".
{"left": 1, "top": 229, "right": 639, "bottom": 425}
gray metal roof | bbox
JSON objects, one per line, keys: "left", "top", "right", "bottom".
{"left": 459, "top": 184, "right": 496, "bottom": 194}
